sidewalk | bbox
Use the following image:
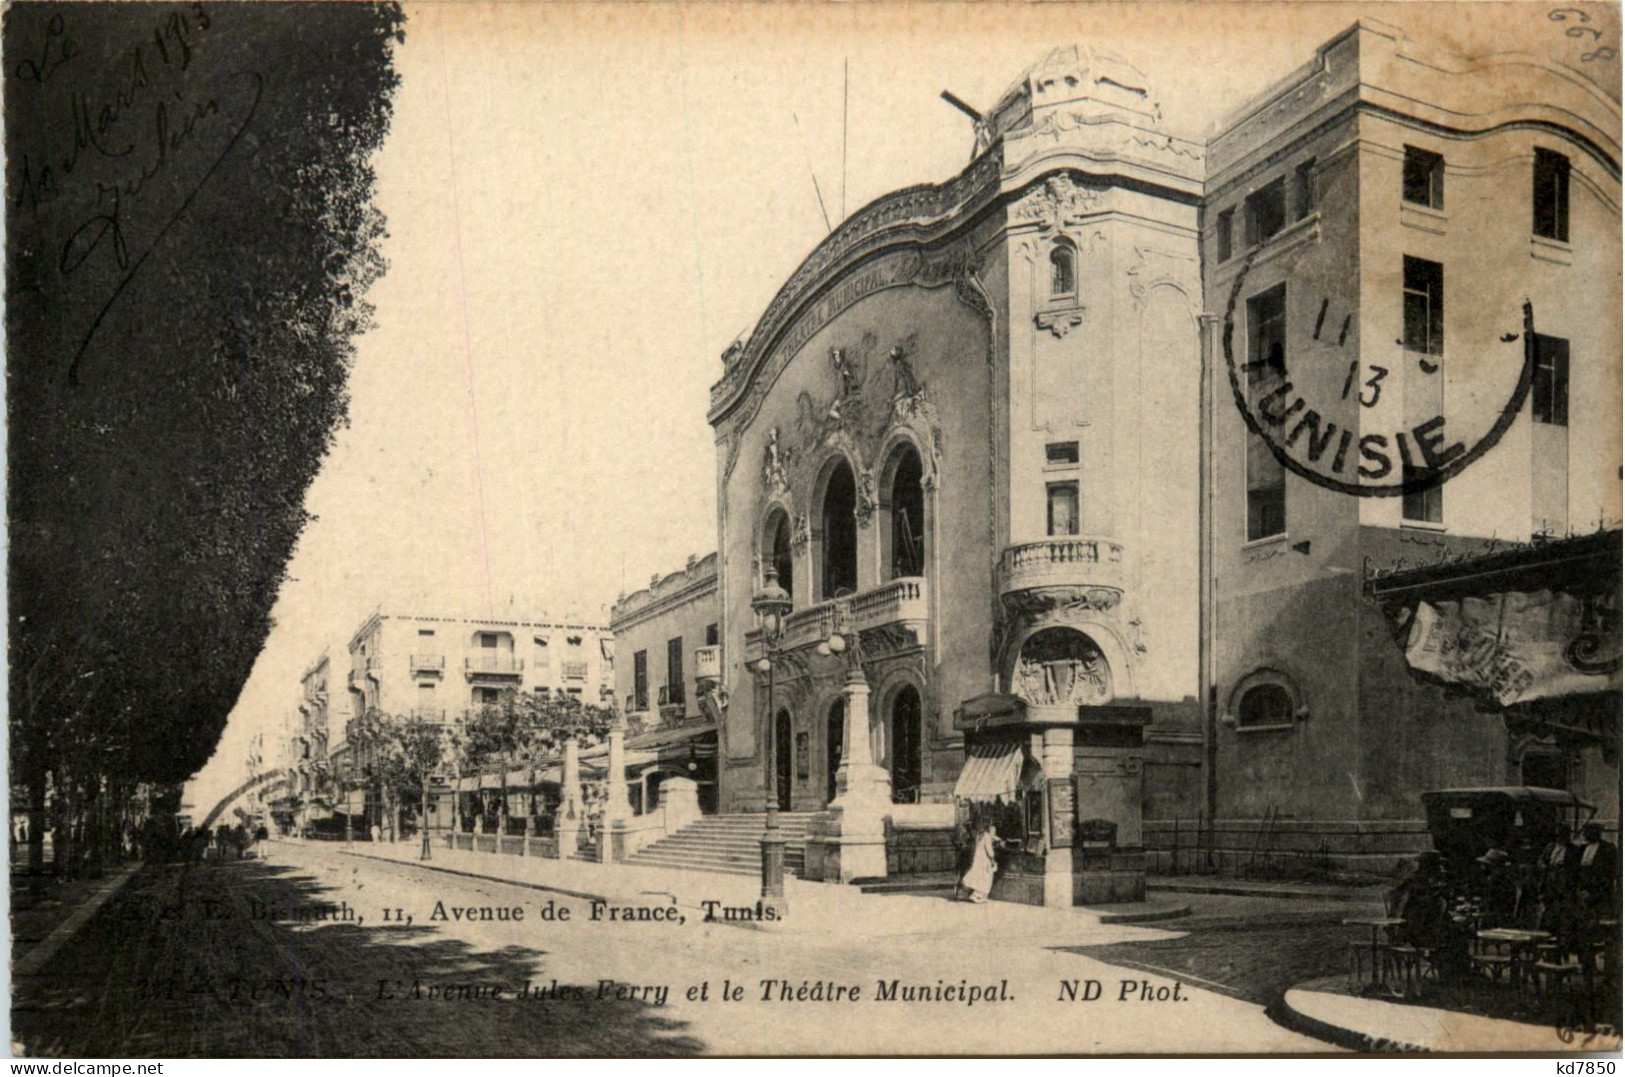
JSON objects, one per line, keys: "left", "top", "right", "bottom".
{"left": 11, "top": 862, "right": 142, "bottom": 977}
{"left": 293, "top": 838, "right": 1180, "bottom": 946}
{"left": 1279, "top": 977, "right": 1623, "bottom": 1053}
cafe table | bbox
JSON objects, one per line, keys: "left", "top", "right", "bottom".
{"left": 1475, "top": 927, "right": 1552, "bottom": 991}
{"left": 1343, "top": 917, "right": 1407, "bottom": 991}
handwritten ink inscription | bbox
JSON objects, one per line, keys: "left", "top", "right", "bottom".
{"left": 1549, "top": 8, "right": 1619, "bottom": 63}
{"left": 8, "top": 4, "right": 265, "bottom": 384}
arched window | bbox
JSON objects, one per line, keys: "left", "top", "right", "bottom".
{"left": 1237, "top": 684, "right": 1294, "bottom": 728}
{"left": 820, "top": 461, "right": 858, "bottom": 600}
{"left": 884, "top": 443, "right": 925, "bottom": 580}
{"left": 765, "top": 509, "right": 794, "bottom": 605}
{"left": 1050, "top": 241, "right": 1077, "bottom": 298}
{"left": 1225, "top": 669, "right": 1306, "bottom": 732}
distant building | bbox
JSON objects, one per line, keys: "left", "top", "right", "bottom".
{"left": 610, "top": 554, "right": 720, "bottom": 724}
{"left": 344, "top": 606, "right": 615, "bottom": 726}
{"left": 609, "top": 553, "right": 722, "bottom": 813}
{"left": 292, "top": 654, "right": 334, "bottom": 809}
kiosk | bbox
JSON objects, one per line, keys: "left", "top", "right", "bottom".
{"left": 953, "top": 693, "right": 1148, "bottom": 907}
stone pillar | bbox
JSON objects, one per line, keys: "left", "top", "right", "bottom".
{"left": 600, "top": 721, "right": 632, "bottom": 863}
{"left": 1039, "top": 727, "right": 1075, "bottom": 909}
{"left": 557, "top": 738, "right": 583, "bottom": 855}
{"left": 825, "top": 669, "right": 892, "bottom": 882}
{"left": 660, "top": 776, "right": 701, "bottom": 835}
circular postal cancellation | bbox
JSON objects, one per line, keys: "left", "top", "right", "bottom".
{"left": 1220, "top": 249, "right": 1537, "bottom": 499}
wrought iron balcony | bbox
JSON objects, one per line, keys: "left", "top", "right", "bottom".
{"left": 409, "top": 653, "right": 445, "bottom": 674}
{"left": 561, "top": 660, "right": 588, "bottom": 681}
{"left": 464, "top": 655, "right": 524, "bottom": 677}
{"left": 996, "top": 538, "right": 1126, "bottom": 606}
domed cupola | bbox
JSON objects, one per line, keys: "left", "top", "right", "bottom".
{"left": 980, "top": 44, "right": 1163, "bottom": 151}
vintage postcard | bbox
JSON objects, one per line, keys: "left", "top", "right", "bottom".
{"left": 7, "top": 0, "right": 1622, "bottom": 1059}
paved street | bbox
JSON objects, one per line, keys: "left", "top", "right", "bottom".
{"left": 13, "top": 843, "right": 1332, "bottom": 1056}
{"left": 1062, "top": 895, "right": 1385, "bottom": 1009}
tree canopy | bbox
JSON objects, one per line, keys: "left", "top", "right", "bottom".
{"left": 7, "top": 3, "right": 405, "bottom": 788}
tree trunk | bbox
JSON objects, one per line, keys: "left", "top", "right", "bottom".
{"left": 524, "top": 764, "right": 536, "bottom": 839}
{"left": 420, "top": 780, "right": 432, "bottom": 860}
{"left": 498, "top": 756, "right": 508, "bottom": 845}
{"left": 57, "top": 769, "right": 76, "bottom": 878}
{"left": 27, "top": 770, "right": 46, "bottom": 896}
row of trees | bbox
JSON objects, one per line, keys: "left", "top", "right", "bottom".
{"left": 340, "top": 691, "right": 619, "bottom": 852}
{"left": 7, "top": 4, "right": 405, "bottom": 879}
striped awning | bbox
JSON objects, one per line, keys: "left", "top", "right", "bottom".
{"left": 952, "top": 743, "right": 1023, "bottom": 802}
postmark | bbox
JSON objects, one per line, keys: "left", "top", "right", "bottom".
{"left": 1220, "top": 249, "right": 1538, "bottom": 498}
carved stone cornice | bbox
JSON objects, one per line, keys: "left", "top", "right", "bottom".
{"left": 1011, "top": 173, "right": 1105, "bottom": 234}
{"left": 1001, "top": 584, "right": 1124, "bottom": 625}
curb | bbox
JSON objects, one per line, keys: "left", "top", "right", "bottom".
{"left": 1090, "top": 902, "right": 1192, "bottom": 925}
{"left": 1148, "top": 880, "right": 1385, "bottom": 905}
{"left": 1268, "top": 988, "right": 1430, "bottom": 1053}
{"left": 13, "top": 863, "right": 142, "bottom": 978}
{"left": 335, "top": 847, "right": 613, "bottom": 904}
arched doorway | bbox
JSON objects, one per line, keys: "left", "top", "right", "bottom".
{"left": 766, "top": 509, "right": 794, "bottom": 604}
{"left": 883, "top": 444, "right": 925, "bottom": 579}
{"left": 821, "top": 461, "right": 858, "bottom": 599}
{"left": 891, "top": 685, "right": 922, "bottom": 804}
{"left": 827, "top": 698, "right": 845, "bottom": 804}
{"left": 774, "top": 709, "right": 792, "bottom": 811}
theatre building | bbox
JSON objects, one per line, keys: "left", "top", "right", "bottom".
{"left": 681, "top": 20, "right": 1617, "bottom": 905}
{"left": 707, "top": 43, "right": 1205, "bottom": 903}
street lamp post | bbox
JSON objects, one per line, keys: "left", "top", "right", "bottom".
{"left": 750, "top": 564, "right": 793, "bottom": 915}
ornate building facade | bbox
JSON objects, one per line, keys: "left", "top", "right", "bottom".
{"left": 708, "top": 43, "right": 1206, "bottom": 896}
{"left": 702, "top": 21, "right": 1618, "bottom": 899}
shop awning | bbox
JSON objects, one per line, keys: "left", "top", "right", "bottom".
{"left": 1366, "top": 529, "right": 1621, "bottom": 746}
{"left": 951, "top": 743, "right": 1022, "bottom": 801}
{"left": 1402, "top": 590, "right": 1621, "bottom": 707}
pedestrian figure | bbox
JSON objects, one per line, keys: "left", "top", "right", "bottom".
{"left": 961, "top": 818, "right": 998, "bottom": 904}
{"left": 1474, "top": 847, "right": 1520, "bottom": 928}
{"left": 1577, "top": 822, "right": 1619, "bottom": 916}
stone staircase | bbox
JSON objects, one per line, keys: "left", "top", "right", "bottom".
{"left": 625, "top": 812, "right": 819, "bottom": 878}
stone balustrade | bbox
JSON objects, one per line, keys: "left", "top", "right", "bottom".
{"left": 744, "top": 576, "right": 928, "bottom": 662}
{"left": 996, "top": 538, "right": 1126, "bottom": 596}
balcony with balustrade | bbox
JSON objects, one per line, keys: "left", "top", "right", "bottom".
{"left": 560, "top": 660, "right": 589, "bottom": 681}
{"left": 694, "top": 645, "right": 722, "bottom": 682}
{"left": 410, "top": 653, "right": 445, "bottom": 676}
{"left": 464, "top": 654, "right": 524, "bottom": 678}
{"left": 995, "top": 537, "right": 1126, "bottom": 610}
{"left": 744, "top": 576, "right": 928, "bottom": 665}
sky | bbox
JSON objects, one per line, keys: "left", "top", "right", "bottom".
{"left": 183, "top": 1, "right": 1621, "bottom": 813}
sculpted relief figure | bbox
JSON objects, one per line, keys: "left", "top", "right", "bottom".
{"left": 1014, "top": 629, "right": 1112, "bottom": 706}
{"left": 855, "top": 467, "right": 878, "bottom": 525}
{"left": 831, "top": 346, "right": 860, "bottom": 400}
{"left": 764, "top": 426, "right": 789, "bottom": 493}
